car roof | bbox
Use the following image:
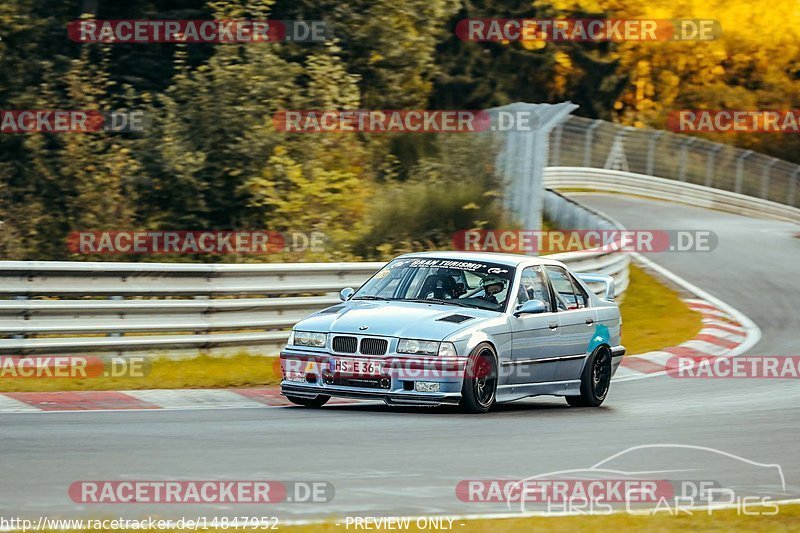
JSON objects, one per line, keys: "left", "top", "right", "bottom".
{"left": 396, "top": 250, "right": 566, "bottom": 268}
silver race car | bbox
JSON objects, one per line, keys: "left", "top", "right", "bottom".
{"left": 280, "top": 252, "right": 624, "bottom": 413}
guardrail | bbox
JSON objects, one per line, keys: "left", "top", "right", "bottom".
{"left": 0, "top": 209, "right": 629, "bottom": 357}
{"left": 0, "top": 262, "right": 380, "bottom": 357}
{"left": 543, "top": 167, "right": 800, "bottom": 224}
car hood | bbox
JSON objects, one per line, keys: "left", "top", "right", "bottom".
{"left": 295, "top": 300, "right": 498, "bottom": 340}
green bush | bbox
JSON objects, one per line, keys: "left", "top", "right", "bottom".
{"left": 354, "top": 135, "right": 510, "bottom": 259}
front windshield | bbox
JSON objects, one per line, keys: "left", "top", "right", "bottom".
{"left": 353, "top": 257, "right": 516, "bottom": 312}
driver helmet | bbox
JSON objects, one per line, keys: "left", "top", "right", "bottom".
{"left": 480, "top": 274, "right": 507, "bottom": 294}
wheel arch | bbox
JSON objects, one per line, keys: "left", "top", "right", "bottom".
{"left": 578, "top": 342, "right": 612, "bottom": 375}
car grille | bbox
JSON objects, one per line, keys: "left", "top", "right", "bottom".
{"left": 332, "top": 335, "right": 358, "bottom": 354}
{"left": 360, "top": 337, "right": 389, "bottom": 356}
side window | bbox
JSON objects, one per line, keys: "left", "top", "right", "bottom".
{"left": 569, "top": 274, "right": 590, "bottom": 308}
{"left": 519, "top": 266, "right": 552, "bottom": 312}
{"left": 545, "top": 266, "right": 581, "bottom": 311}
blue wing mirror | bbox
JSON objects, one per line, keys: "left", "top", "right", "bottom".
{"left": 339, "top": 287, "right": 355, "bottom": 301}
{"left": 514, "top": 299, "right": 547, "bottom": 317}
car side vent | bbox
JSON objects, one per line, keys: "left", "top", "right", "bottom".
{"left": 318, "top": 305, "right": 345, "bottom": 314}
{"left": 437, "top": 314, "right": 474, "bottom": 324}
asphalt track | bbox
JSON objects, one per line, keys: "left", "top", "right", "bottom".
{"left": 1, "top": 195, "right": 799, "bottom": 522}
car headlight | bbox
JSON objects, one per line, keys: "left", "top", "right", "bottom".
{"left": 438, "top": 342, "right": 458, "bottom": 357}
{"left": 293, "top": 331, "right": 327, "bottom": 348}
{"left": 397, "top": 339, "right": 440, "bottom": 356}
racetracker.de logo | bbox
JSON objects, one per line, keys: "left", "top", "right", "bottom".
{"left": 456, "top": 479, "right": 673, "bottom": 503}
{"left": 667, "top": 356, "right": 800, "bottom": 378}
{"left": 455, "top": 19, "right": 721, "bottom": 42}
{"left": 273, "top": 109, "right": 548, "bottom": 133}
{"left": 69, "top": 480, "right": 334, "bottom": 504}
{"left": 452, "top": 229, "right": 717, "bottom": 254}
{"left": 0, "top": 356, "right": 149, "bottom": 379}
{"left": 67, "top": 231, "right": 326, "bottom": 255}
{"left": 67, "top": 20, "right": 329, "bottom": 43}
{"left": 0, "top": 110, "right": 145, "bottom": 133}
{"left": 668, "top": 110, "right": 800, "bottom": 133}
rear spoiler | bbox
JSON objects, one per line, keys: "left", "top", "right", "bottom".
{"left": 576, "top": 273, "right": 615, "bottom": 301}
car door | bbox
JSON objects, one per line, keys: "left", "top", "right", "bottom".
{"left": 508, "top": 265, "right": 561, "bottom": 384}
{"left": 543, "top": 265, "right": 598, "bottom": 381}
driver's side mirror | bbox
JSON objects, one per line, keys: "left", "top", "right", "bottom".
{"left": 514, "top": 299, "right": 547, "bottom": 317}
{"left": 339, "top": 287, "right": 355, "bottom": 301}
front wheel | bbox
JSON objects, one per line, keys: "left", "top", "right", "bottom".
{"left": 566, "top": 347, "right": 611, "bottom": 408}
{"left": 460, "top": 344, "right": 498, "bottom": 414}
{"left": 285, "top": 394, "right": 330, "bottom": 408}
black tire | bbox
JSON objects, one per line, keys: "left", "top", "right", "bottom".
{"left": 566, "top": 346, "right": 612, "bottom": 408}
{"left": 460, "top": 344, "right": 498, "bottom": 414}
{"left": 286, "top": 395, "right": 330, "bottom": 408}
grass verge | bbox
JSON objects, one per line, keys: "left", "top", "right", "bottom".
{"left": 277, "top": 503, "right": 800, "bottom": 532}
{"left": 620, "top": 264, "right": 703, "bottom": 355}
{"left": 37, "top": 503, "right": 800, "bottom": 533}
{"left": 0, "top": 353, "right": 282, "bottom": 393}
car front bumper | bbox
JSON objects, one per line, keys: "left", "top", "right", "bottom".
{"left": 281, "top": 382, "right": 463, "bottom": 406}
{"left": 279, "top": 349, "right": 467, "bottom": 406}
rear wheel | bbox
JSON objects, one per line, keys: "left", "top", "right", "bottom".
{"left": 566, "top": 347, "right": 611, "bottom": 407}
{"left": 286, "top": 395, "right": 330, "bottom": 408}
{"left": 460, "top": 344, "right": 498, "bottom": 414}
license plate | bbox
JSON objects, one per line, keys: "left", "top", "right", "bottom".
{"left": 330, "top": 358, "right": 382, "bottom": 375}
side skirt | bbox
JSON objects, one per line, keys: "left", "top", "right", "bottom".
{"left": 495, "top": 379, "right": 581, "bottom": 403}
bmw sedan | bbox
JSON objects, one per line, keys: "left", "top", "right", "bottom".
{"left": 280, "top": 251, "right": 625, "bottom": 413}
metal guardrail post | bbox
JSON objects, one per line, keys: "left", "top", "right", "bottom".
{"left": 109, "top": 295, "right": 124, "bottom": 337}
{"left": 491, "top": 102, "right": 577, "bottom": 236}
{"left": 705, "top": 145, "right": 723, "bottom": 188}
{"left": 646, "top": 130, "right": 664, "bottom": 176}
{"left": 11, "top": 295, "right": 27, "bottom": 340}
{"left": 500, "top": 131, "right": 521, "bottom": 215}
{"left": 604, "top": 126, "right": 631, "bottom": 171}
{"left": 790, "top": 168, "right": 800, "bottom": 207}
{"left": 678, "top": 137, "right": 697, "bottom": 181}
{"left": 735, "top": 150, "right": 753, "bottom": 194}
{"left": 551, "top": 125, "right": 563, "bottom": 166}
{"left": 497, "top": 134, "right": 515, "bottom": 214}
{"left": 519, "top": 129, "right": 535, "bottom": 225}
{"left": 761, "top": 159, "right": 777, "bottom": 200}
{"left": 584, "top": 120, "right": 602, "bottom": 168}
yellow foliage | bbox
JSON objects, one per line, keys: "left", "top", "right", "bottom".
{"left": 564, "top": 0, "right": 800, "bottom": 129}
{"left": 243, "top": 138, "right": 372, "bottom": 255}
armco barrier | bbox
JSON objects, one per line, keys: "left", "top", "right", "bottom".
{"left": 0, "top": 214, "right": 628, "bottom": 357}
{"left": 544, "top": 167, "right": 800, "bottom": 224}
